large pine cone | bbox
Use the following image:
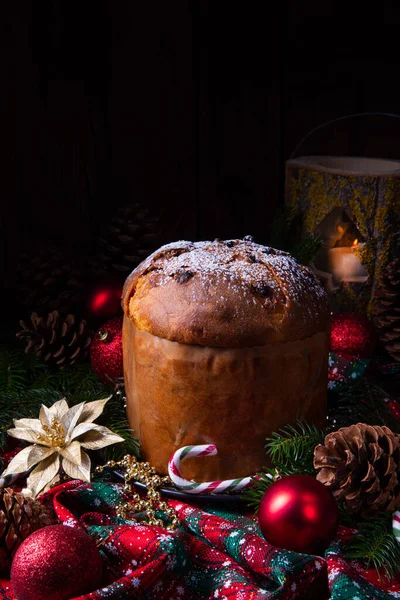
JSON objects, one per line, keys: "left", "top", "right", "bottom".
{"left": 16, "top": 247, "right": 84, "bottom": 317}
{"left": 16, "top": 311, "right": 92, "bottom": 368}
{"left": 88, "top": 203, "right": 161, "bottom": 277}
{"left": 314, "top": 423, "right": 400, "bottom": 515}
{"left": 0, "top": 487, "right": 57, "bottom": 575}
{"left": 373, "top": 258, "right": 400, "bottom": 361}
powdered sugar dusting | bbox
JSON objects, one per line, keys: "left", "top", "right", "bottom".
{"left": 138, "top": 239, "right": 325, "bottom": 312}
{"left": 123, "top": 238, "right": 329, "bottom": 345}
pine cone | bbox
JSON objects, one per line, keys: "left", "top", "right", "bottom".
{"left": 89, "top": 203, "right": 162, "bottom": 277}
{"left": 16, "top": 247, "right": 85, "bottom": 317}
{"left": 314, "top": 423, "right": 400, "bottom": 515}
{"left": 16, "top": 311, "right": 92, "bottom": 368}
{"left": 0, "top": 487, "right": 57, "bottom": 575}
{"left": 373, "top": 258, "right": 400, "bottom": 361}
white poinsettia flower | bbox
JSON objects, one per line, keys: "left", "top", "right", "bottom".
{"left": 2, "top": 397, "right": 124, "bottom": 498}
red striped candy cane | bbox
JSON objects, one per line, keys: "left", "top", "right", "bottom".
{"left": 168, "top": 444, "right": 254, "bottom": 494}
{"left": 394, "top": 511, "right": 400, "bottom": 544}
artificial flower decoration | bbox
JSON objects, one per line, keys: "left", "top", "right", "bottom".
{"left": 1, "top": 397, "right": 124, "bottom": 497}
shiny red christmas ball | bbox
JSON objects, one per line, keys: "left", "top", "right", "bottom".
{"left": 11, "top": 524, "right": 103, "bottom": 600}
{"left": 90, "top": 316, "right": 123, "bottom": 384}
{"left": 330, "top": 311, "right": 375, "bottom": 360}
{"left": 87, "top": 282, "right": 122, "bottom": 320}
{"left": 258, "top": 475, "right": 339, "bottom": 555}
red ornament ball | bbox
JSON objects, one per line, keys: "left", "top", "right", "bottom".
{"left": 87, "top": 282, "right": 122, "bottom": 320}
{"left": 10, "top": 524, "right": 103, "bottom": 600}
{"left": 258, "top": 475, "right": 339, "bottom": 555}
{"left": 90, "top": 316, "right": 123, "bottom": 384}
{"left": 330, "top": 311, "right": 375, "bottom": 360}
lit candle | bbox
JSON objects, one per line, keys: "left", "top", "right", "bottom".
{"left": 328, "top": 241, "right": 368, "bottom": 285}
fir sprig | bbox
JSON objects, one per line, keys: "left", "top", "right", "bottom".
{"left": 30, "top": 362, "right": 106, "bottom": 396}
{"left": 328, "top": 376, "right": 400, "bottom": 434}
{"left": 0, "top": 349, "right": 30, "bottom": 393}
{"left": 243, "top": 422, "right": 326, "bottom": 513}
{"left": 0, "top": 348, "right": 139, "bottom": 464}
{"left": 290, "top": 235, "right": 322, "bottom": 266}
{"left": 344, "top": 512, "right": 400, "bottom": 581}
{"left": 265, "top": 204, "right": 321, "bottom": 265}
{"left": 0, "top": 390, "right": 63, "bottom": 456}
{"left": 100, "top": 387, "right": 140, "bottom": 462}
{"left": 265, "top": 203, "right": 294, "bottom": 250}
{"left": 243, "top": 469, "right": 276, "bottom": 513}
{"left": 245, "top": 402, "right": 400, "bottom": 580}
{"left": 101, "top": 417, "right": 140, "bottom": 462}
{"left": 243, "top": 463, "right": 307, "bottom": 514}
{"left": 265, "top": 421, "right": 326, "bottom": 467}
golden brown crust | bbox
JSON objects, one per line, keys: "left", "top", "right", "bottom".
{"left": 124, "top": 320, "right": 328, "bottom": 480}
{"left": 122, "top": 239, "right": 329, "bottom": 347}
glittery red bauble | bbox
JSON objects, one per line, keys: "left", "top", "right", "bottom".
{"left": 87, "top": 282, "right": 122, "bottom": 320}
{"left": 258, "top": 475, "right": 339, "bottom": 555}
{"left": 90, "top": 316, "right": 123, "bottom": 384}
{"left": 329, "top": 311, "right": 376, "bottom": 360}
{"left": 10, "top": 524, "right": 103, "bottom": 600}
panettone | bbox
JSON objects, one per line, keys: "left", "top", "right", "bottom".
{"left": 122, "top": 238, "right": 329, "bottom": 481}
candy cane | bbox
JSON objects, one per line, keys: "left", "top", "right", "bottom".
{"left": 168, "top": 444, "right": 254, "bottom": 494}
{"left": 393, "top": 511, "right": 400, "bottom": 545}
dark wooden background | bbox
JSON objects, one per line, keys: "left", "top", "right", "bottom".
{"left": 2, "top": 1, "right": 400, "bottom": 315}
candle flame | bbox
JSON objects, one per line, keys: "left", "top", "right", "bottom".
{"left": 352, "top": 238, "right": 358, "bottom": 247}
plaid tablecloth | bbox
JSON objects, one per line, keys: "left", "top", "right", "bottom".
{"left": 1, "top": 478, "right": 399, "bottom": 599}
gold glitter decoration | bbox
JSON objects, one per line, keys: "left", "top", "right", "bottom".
{"left": 96, "top": 455, "right": 178, "bottom": 530}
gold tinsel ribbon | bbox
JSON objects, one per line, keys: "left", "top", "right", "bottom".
{"left": 96, "top": 455, "right": 178, "bottom": 530}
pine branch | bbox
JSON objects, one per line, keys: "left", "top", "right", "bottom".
{"left": 245, "top": 420, "right": 325, "bottom": 513}
{"left": 243, "top": 460, "right": 313, "bottom": 514}
{"left": 0, "top": 341, "right": 141, "bottom": 487}
{"left": 265, "top": 421, "right": 326, "bottom": 468}
{"left": 337, "top": 503, "right": 363, "bottom": 529}
{"left": 345, "top": 512, "right": 400, "bottom": 581}
{"left": 244, "top": 422, "right": 326, "bottom": 513}
{"left": 266, "top": 205, "right": 291, "bottom": 250}
{"left": 328, "top": 376, "right": 400, "bottom": 433}
{"left": 0, "top": 347, "right": 136, "bottom": 463}
{"left": 265, "top": 204, "right": 321, "bottom": 266}
{"left": 99, "top": 388, "right": 140, "bottom": 462}
{"left": 0, "top": 388, "right": 63, "bottom": 452}
{"left": 242, "top": 469, "right": 276, "bottom": 513}
{"left": 101, "top": 418, "right": 140, "bottom": 462}
{"left": 0, "top": 349, "right": 29, "bottom": 393}
{"left": 31, "top": 362, "right": 108, "bottom": 396}
{"left": 290, "top": 235, "right": 322, "bottom": 266}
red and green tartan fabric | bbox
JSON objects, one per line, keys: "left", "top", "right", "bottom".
{"left": 0, "top": 478, "right": 399, "bottom": 600}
